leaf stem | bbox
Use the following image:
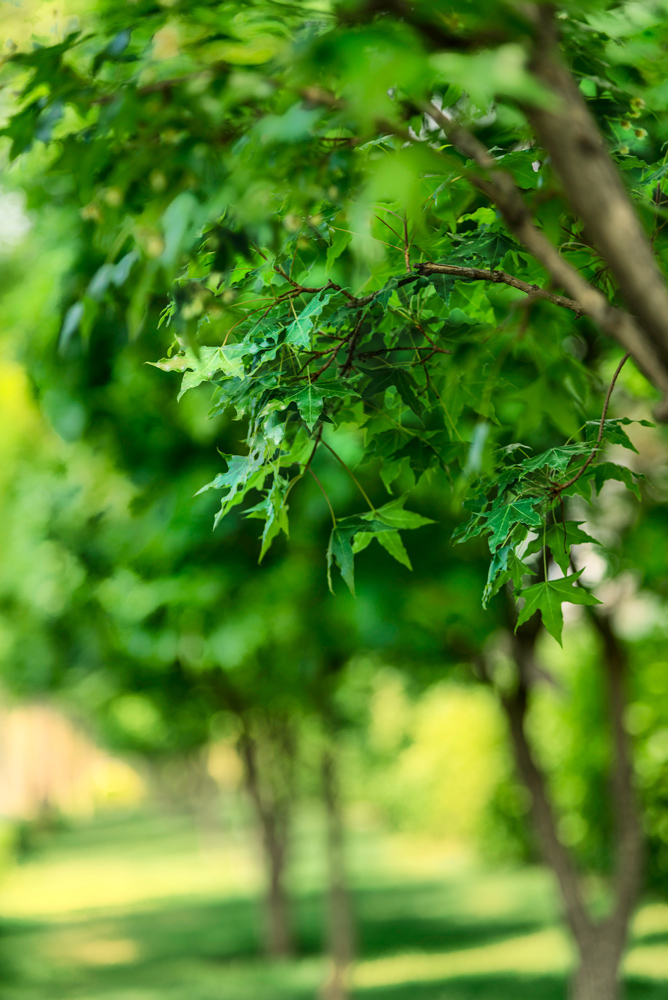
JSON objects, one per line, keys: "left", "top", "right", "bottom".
{"left": 320, "top": 438, "right": 377, "bottom": 513}
{"left": 553, "top": 352, "right": 631, "bottom": 494}
{"left": 282, "top": 426, "right": 323, "bottom": 506}
{"left": 308, "top": 467, "right": 337, "bottom": 527}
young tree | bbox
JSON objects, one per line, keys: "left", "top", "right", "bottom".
{"left": 4, "top": 2, "right": 668, "bottom": 997}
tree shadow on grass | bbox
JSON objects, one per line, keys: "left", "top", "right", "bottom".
{"left": 357, "top": 972, "right": 564, "bottom": 1000}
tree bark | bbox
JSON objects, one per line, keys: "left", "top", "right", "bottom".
{"left": 528, "top": 7, "right": 668, "bottom": 391}
{"left": 264, "top": 823, "right": 293, "bottom": 958}
{"left": 500, "top": 611, "right": 643, "bottom": 1000}
{"left": 320, "top": 744, "right": 355, "bottom": 1000}
{"left": 237, "top": 725, "right": 295, "bottom": 958}
{"left": 570, "top": 929, "right": 624, "bottom": 1000}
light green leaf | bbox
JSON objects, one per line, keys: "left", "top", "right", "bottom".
{"left": 377, "top": 530, "right": 412, "bottom": 569}
{"left": 150, "top": 346, "right": 246, "bottom": 400}
{"left": 285, "top": 291, "right": 333, "bottom": 349}
{"left": 370, "top": 494, "right": 435, "bottom": 530}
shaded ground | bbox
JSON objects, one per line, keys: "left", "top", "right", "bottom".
{"left": 0, "top": 808, "right": 666, "bottom": 999}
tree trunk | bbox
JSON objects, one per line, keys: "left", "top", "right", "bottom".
{"left": 499, "top": 611, "right": 643, "bottom": 1000}
{"left": 264, "top": 824, "right": 293, "bottom": 958}
{"left": 237, "top": 726, "right": 295, "bottom": 958}
{"left": 571, "top": 930, "right": 625, "bottom": 1000}
{"left": 321, "top": 745, "right": 355, "bottom": 1000}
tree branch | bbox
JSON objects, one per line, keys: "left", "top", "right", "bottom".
{"left": 553, "top": 351, "right": 630, "bottom": 494}
{"left": 527, "top": 7, "right": 668, "bottom": 388}
{"left": 418, "top": 100, "right": 668, "bottom": 413}
{"left": 416, "top": 261, "right": 582, "bottom": 314}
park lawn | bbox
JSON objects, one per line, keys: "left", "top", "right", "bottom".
{"left": 0, "top": 807, "right": 667, "bottom": 999}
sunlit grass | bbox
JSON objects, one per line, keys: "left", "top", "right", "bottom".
{"left": 1, "top": 808, "right": 668, "bottom": 1000}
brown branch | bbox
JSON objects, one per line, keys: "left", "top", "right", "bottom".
{"left": 418, "top": 100, "right": 668, "bottom": 412}
{"left": 341, "top": 311, "right": 366, "bottom": 374}
{"left": 553, "top": 351, "right": 631, "bottom": 494}
{"left": 416, "top": 261, "right": 582, "bottom": 314}
{"left": 527, "top": 7, "right": 668, "bottom": 388}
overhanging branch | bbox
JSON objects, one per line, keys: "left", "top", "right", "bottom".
{"left": 416, "top": 261, "right": 582, "bottom": 314}
{"left": 418, "top": 101, "right": 668, "bottom": 414}
{"left": 528, "top": 7, "right": 668, "bottom": 384}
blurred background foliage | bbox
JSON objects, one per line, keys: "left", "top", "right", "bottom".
{"left": 1, "top": 1, "right": 668, "bottom": 999}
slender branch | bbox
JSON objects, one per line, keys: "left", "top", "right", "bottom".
{"left": 282, "top": 425, "right": 323, "bottom": 506}
{"left": 320, "top": 438, "right": 376, "bottom": 513}
{"left": 309, "top": 467, "right": 337, "bottom": 527}
{"left": 416, "top": 262, "right": 582, "bottom": 314}
{"left": 553, "top": 352, "right": 630, "bottom": 494}
{"left": 416, "top": 100, "right": 668, "bottom": 410}
{"left": 341, "top": 311, "right": 366, "bottom": 374}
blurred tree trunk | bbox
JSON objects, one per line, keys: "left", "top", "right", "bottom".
{"left": 321, "top": 743, "right": 355, "bottom": 1000}
{"left": 237, "top": 721, "right": 295, "bottom": 959}
{"left": 498, "top": 611, "right": 642, "bottom": 1000}
{"left": 571, "top": 934, "right": 624, "bottom": 1000}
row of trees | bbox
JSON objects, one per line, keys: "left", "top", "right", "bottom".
{"left": 3, "top": 2, "right": 668, "bottom": 998}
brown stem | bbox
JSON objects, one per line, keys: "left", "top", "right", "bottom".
{"left": 416, "top": 261, "right": 582, "bottom": 314}
{"left": 341, "top": 311, "right": 366, "bottom": 374}
{"left": 553, "top": 352, "right": 631, "bottom": 494}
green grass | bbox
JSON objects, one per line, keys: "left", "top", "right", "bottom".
{"left": 0, "top": 807, "right": 667, "bottom": 999}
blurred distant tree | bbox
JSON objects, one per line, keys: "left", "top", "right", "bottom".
{"left": 5, "top": 2, "right": 668, "bottom": 997}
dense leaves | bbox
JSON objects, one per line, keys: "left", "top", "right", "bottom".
{"left": 2, "top": 0, "right": 666, "bottom": 638}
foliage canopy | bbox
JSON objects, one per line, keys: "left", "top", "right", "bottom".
{"left": 4, "top": 0, "right": 668, "bottom": 641}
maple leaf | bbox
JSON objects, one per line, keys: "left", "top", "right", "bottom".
{"left": 482, "top": 497, "right": 542, "bottom": 551}
{"left": 515, "top": 570, "right": 601, "bottom": 645}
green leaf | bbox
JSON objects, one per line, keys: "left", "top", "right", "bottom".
{"left": 525, "top": 521, "right": 599, "bottom": 575}
{"left": 285, "top": 291, "right": 333, "bottom": 349}
{"left": 151, "top": 346, "right": 246, "bottom": 400}
{"left": 590, "top": 462, "right": 643, "bottom": 501}
{"left": 245, "top": 475, "right": 290, "bottom": 561}
{"left": 160, "top": 192, "right": 206, "bottom": 268}
{"left": 521, "top": 444, "right": 590, "bottom": 474}
{"left": 327, "top": 516, "right": 396, "bottom": 595}
{"left": 515, "top": 570, "right": 602, "bottom": 645}
{"left": 377, "top": 530, "right": 413, "bottom": 569}
{"left": 482, "top": 497, "right": 543, "bottom": 551}
{"left": 370, "top": 494, "right": 435, "bottom": 530}
{"left": 326, "top": 227, "right": 352, "bottom": 272}
{"left": 483, "top": 544, "right": 512, "bottom": 607}
{"left": 197, "top": 452, "right": 267, "bottom": 526}
{"left": 589, "top": 417, "right": 653, "bottom": 453}
{"left": 394, "top": 370, "right": 425, "bottom": 422}
{"left": 273, "top": 380, "right": 356, "bottom": 430}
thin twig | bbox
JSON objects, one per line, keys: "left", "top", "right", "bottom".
{"left": 341, "top": 311, "right": 366, "bottom": 374}
{"left": 416, "top": 262, "right": 582, "bottom": 315}
{"left": 320, "top": 438, "right": 376, "bottom": 513}
{"left": 308, "top": 468, "right": 337, "bottom": 527}
{"left": 282, "top": 426, "right": 323, "bottom": 507}
{"left": 553, "top": 352, "right": 631, "bottom": 494}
